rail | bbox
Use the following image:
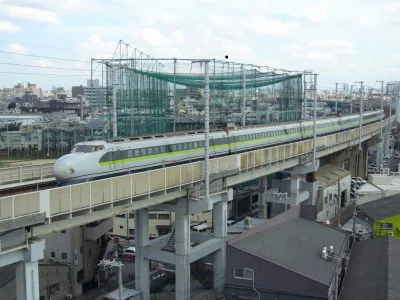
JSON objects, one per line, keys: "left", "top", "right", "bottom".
{"left": 0, "top": 116, "right": 394, "bottom": 234}
{"left": 0, "top": 163, "right": 54, "bottom": 186}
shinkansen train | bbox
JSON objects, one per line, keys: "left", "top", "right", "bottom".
{"left": 53, "top": 111, "right": 383, "bottom": 186}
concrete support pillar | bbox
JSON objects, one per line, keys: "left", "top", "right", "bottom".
{"left": 376, "top": 142, "right": 383, "bottom": 171}
{"left": 134, "top": 208, "right": 150, "bottom": 300}
{"left": 213, "top": 195, "right": 228, "bottom": 291}
{"left": 16, "top": 261, "right": 39, "bottom": 300}
{"left": 175, "top": 201, "right": 191, "bottom": 300}
{"left": 383, "top": 126, "right": 390, "bottom": 158}
{"left": 289, "top": 175, "right": 300, "bottom": 207}
{"left": 258, "top": 177, "right": 267, "bottom": 219}
{"left": 15, "top": 239, "right": 45, "bottom": 300}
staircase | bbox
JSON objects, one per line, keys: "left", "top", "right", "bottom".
{"left": 162, "top": 221, "right": 176, "bottom": 252}
{"left": 191, "top": 261, "right": 213, "bottom": 290}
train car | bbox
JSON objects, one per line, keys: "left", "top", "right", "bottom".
{"left": 53, "top": 111, "right": 382, "bottom": 186}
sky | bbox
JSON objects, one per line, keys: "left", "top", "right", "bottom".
{"left": 0, "top": 0, "right": 400, "bottom": 91}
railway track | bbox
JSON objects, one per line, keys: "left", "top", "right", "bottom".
{"left": 0, "top": 180, "right": 57, "bottom": 197}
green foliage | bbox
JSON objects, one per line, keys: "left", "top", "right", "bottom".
{"left": 7, "top": 102, "right": 16, "bottom": 110}
{"left": 0, "top": 121, "right": 22, "bottom": 132}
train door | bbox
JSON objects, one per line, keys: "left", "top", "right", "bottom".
{"left": 107, "top": 148, "right": 116, "bottom": 170}
{"left": 115, "top": 146, "right": 123, "bottom": 170}
{"left": 228, "top": 135, "right": 236, "bottom": 154}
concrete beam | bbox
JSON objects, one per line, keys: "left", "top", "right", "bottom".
{"left": 0, "top": 213, "right": 45, "bottom": 234}
{"left": 32, "top": 190, "right": 187, "bottom": 237}
{"left": 143, "top": 246, "right": 176, "bottom": 265}
{"left": 188, "top": 238, "right": 222, "bottom": 264}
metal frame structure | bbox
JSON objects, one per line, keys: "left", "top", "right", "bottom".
{"left": 90, "top": 40, "right": 304, "bottom": 139}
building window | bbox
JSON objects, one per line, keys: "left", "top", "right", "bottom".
{"left": 61, "top": 229, "right": 66, "bottom": 234}
{"left": 62, "top": 252, "right": 67, "bottom": 260}
{"left": 51, "top": 251, "right": 55, "bottom": 258}
{"left": 89, "top": 249, "right": 92, "bottom": 257}
{"left": 120, "top": 225, "right": 123, "bottom": 229}
{"left": 158, "top": 213, "right": 170, "bottom": 220}
{"left": 380, "top": 223, "right": 393, "bottom": 230}
{"left": 234, "top": 268, "right": 253, "bottom": 280}
{"left": 80, "top": 246, "right": 83, "bottom": 253}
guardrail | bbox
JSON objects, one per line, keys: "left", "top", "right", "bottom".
{"left": 0, "top": 163, "right": 54, "bottom": 186}
{"left": 0, "top": 116, "right": 393, "bottom": 231}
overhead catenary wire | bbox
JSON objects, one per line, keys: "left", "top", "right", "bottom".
{"left": 0, "top": 62, "right": 90, "bottom": 71}
{"left": 0, "top": 50, "right": 89, "bottom": 63}
{"left": 0, "top": 71, "right": 90, "bottom": 76}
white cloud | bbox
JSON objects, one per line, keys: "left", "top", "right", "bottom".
{"left": 0, "top": 20, "right": 20, "bottom": 32}
{"left": 139, "top": 13, "right": 176, "bottom": 26}
{"left": 8, "top": 43, "right": 27, "bottom": 54}
{"left": 286, "top": 43, "right": 303, "bottom": 52}
{"left": 308, "top": 40, "right": 356, "bottom": 55}
{"left": 171, "top": 30, "right": 184, "bottom": 45}
{"left": 77, "top": 34, "right": 119, "bottom": 59}
{"left": 388, "top": 68, "right": 400, "bottom": 73}
{"left": 136, "top": 28, "right": 169, "bottom": 47}
{"left": 241, "top": 16, "right": 301, "bottom": 36}
{"left": 3, "top": 5, "right": 61, "bottom": 25}
{"left": 208, "top": 14, "right": 228, "bottom": 26}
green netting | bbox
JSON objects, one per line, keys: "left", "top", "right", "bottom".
{"left": 132, "top": 69, "right": 302, "bottom": 90}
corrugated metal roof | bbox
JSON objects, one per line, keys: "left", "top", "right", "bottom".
{"left": 340, "top": 236, "right": 400, "bottom": 300}
{"left": 315, "top": 164, "right": 351, "bottom": 189}
{"left": 232, "top": 217, "right": 347, "bottom": 286}
{"left": 358, "top": 194, "right": 400, "bottom": 220}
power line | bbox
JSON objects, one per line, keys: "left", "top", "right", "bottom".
{"left": 0, "top": 40, "right": 79, "bottom": 51}
{"left": 0, "top": 50, "right": 89, "bottom": 63}
{"left": 0, "top": 62, "right": 90, "bottom": 71}
{"left": 0, "top": 71, "right": 89, "bottom": 76}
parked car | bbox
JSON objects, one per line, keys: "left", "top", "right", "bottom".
{"left": 122, "top": 246, "right": 136, "bottom": 262}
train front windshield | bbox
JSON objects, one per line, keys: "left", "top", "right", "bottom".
{"left": 72, "top": 145, "right": 104, "bottom": 153}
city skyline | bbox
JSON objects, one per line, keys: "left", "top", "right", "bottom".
{"left": 1, "top": 0, "right": 400, "bottom": 90}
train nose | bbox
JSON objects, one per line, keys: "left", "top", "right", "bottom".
{"left": 53, "top": 154, "right": 79, "bottom": 180}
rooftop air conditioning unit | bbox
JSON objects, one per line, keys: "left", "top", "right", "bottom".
{"left": 244, "top": 217, "right": 252, "bottom": 230}
{"left": 322, "top": 247, "right": 328, "bottom": 260}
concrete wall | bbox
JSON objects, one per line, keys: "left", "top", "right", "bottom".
{"left": 43, "top": 226, "right": 105, "bottom": 297}
{"left": 317, "top": 175, "right": 351, "bottom": 222}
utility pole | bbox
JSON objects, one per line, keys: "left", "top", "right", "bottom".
{"left": 350, "top": 85, "right": 354, "bottom": 114}
{"left": 98, "top": 259, "right": 124, "bottom": 299}
{"left": 354, "top": 81, "right": 364, "bottom": 151}
{"left": 337, "top": 178, "right": 341, "bottom": 228}
{"left": 376, "top": 81, "right": 385, "bottom": 170}
{"left": 313, "top": 73, "right": 318, "bottom": 168}
{"left": 335, "top": 82, "right": 339, "bottom": 114}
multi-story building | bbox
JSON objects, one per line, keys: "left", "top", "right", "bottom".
{"left": 84, "top": 79, "right": 108, "bottom": 109}
{"left": 43, "top": 219, "right": 113, "bottom": 297}
{"left": 0, "top": 82, "right": 43, "bottom": 99}
{"left": 72, "top": 85, "right": 84, "bottom": 98}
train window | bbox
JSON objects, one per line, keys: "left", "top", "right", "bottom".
{"left": 160, "top": 146, "right": 166, "bottom": 152}
{"left": 171, "top": 145, "right": 177, "bottom": 151}
{"left": 128, "top": 150, "right": 133, "bottom": 157}
{"left": 148, "top": 148, "right": 153, "bottom": 155}
{"left": 154, "top": 147, "right": 160, "bottom": 154}
{"left": 74, "top": 145, "right": 95, "bottom": 153}
{"left": 141, "top": 148, "right": 147, "bottom": 156}
{"left": 183, "top": 143, "right": 188, "bottom": 150}
{"left": 178, "top": 144, "right": 183, "bottom": 151}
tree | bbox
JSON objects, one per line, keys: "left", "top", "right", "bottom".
{"left": 7, "top": 102, "right": 16, "bottom": 110}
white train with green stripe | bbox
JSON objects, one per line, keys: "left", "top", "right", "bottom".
{"left": 53, "top": 111, "right": 382, "bottom": 186}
